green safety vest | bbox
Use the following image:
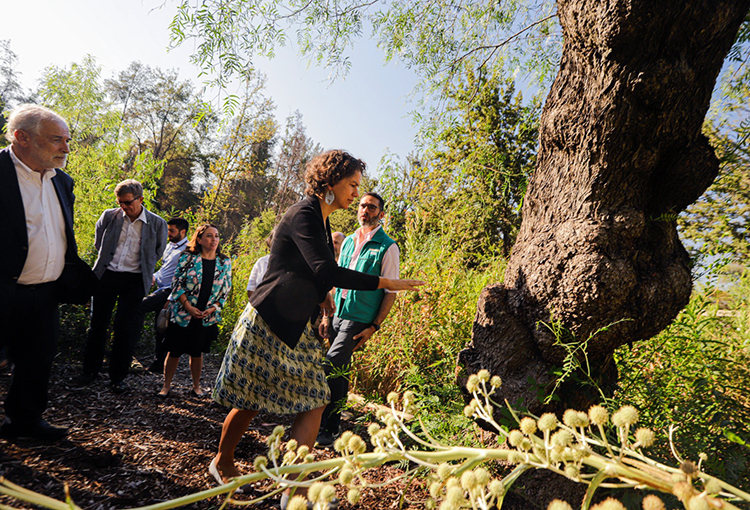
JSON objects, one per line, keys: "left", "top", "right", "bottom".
{"left": 334, "top": 228, "right": 396, "bottom": 324}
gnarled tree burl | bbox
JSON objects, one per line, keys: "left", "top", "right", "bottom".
{"left": 459, "top": 0, "right": 750, "bottom": 414}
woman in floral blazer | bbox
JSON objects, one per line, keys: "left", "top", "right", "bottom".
{"left": 159, "top": 224, "right": 232, "bottom": 397}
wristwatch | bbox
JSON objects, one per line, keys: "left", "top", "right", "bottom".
{"left": 371, "top": 323, "right": 380, "bottom": 332}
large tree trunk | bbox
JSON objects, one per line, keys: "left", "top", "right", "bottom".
{"left": 459, "top": 0, "right": 750, "bottom": 415}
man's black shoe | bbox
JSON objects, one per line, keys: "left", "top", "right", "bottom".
{"left": 0, "top": 419, "right": 68, "bottom": 441}
{"left": 73, "top": 372, "right": 98, "bottom": 386}
{"left": 111, "top": 381, "right": 128, "bottom": 394}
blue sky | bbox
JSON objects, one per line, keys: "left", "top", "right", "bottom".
{"left": 3, "top": 0, "right": 421, "bottom": 171}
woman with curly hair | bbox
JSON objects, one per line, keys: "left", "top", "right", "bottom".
{"left": 159, "top": 224, "right": 232, "bottom": 397}
{"left": 209, "top": 150, "right": 423, "bottom": 505}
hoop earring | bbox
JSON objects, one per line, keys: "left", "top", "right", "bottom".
{"left": 325, "top": 190, "right": 335, "bottom": 205}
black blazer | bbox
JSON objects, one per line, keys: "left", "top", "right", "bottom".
{"left": 251, "top": 195, "right": 379, "bottom": 348}
{"left": 0, "top": 147, "right": 78, "bottom": 291}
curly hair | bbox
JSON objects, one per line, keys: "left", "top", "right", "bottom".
{"left": 304, "top": 149, "right": 366, "bottom": 197}
{"left": 187, "top": 224, "right": 228, "bottom": 260}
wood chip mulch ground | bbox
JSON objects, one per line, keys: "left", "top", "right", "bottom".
{"left": 0, "top": 350, "right": 430, "bottom": 510}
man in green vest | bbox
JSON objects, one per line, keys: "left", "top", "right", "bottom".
{"left": 316, "top": 192, "right": 400, "bottom": 447}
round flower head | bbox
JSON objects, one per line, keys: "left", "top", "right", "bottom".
{"left": 642, "top": 494, "right": 666, "bottom": 510}
{"left": 253, "top": 455, "right": 268, "bottom": 471}
{"left": 588, "top": 405, "right": 609, "bottom": 426}
{"left": 704, "top": 477, "right": 721, "bottom": 495}
{"left": 508, "top": 430, "right": 524, "bottom": 447}
{"left": 591, "top": 498, "right": 626, "bottom": 510}
{"left": 548, "top": 500, "right": 573, "bottom": 510}
{"left": 283, "top": 451, "right": 296, "bottom": 464}
{"left": 347, "top": 488, "right": 361, "bottom": 505}
{"left": 348, "top": 435, "right": 367, "bottom": 454}
{"left": 634, "top": 428, "right": 655, "bottom": 448}
{"left": 551, "top": 429, "right": 573, "bottom": 447}
{"left": 308, "top": 482, "right": 324, "bottom": 502}
{"left": 520, "top": 417, "right": 537, "bottom": 435}
{"left": 538, "top": 413, "right": 558, "bottom": 432}
{"left": 563, "top": 409, "right": 581, "bottom": 428}
{"left": 387, "top": 391, "right": 399, "bottom": 404}
{"left": 474, "top": 467, "right": 490, "bottom": 485}
{"left": 564, "top": 464, "right": 579, "bottom": 479}
{"left": 477, "top": 369, "right": 491, "bottom": 382}
{"left": 611, "top": 405, "right": 639, "bottom": 428}
{"left": 304, "top": 454, "right": 315, "bottom": 463}
{"left": 680, "top": 460, "right": 698, "bottom": 476}
{"left": 464, "top": 405, "right": 475, "bottom": 418}
{"left": 320, "top": 485, "right": 336, "bottom": 502}
{"left": 286, "top": 439, "right": 298, "bottom": 451}
{"left": 466, "top": 374, "right": 480, "bottom": 393}
{"left": 519, "top": 438, "right": 533, "bottom": 451}
{"left": 576, "top": 411, "right": 590, "bottom": 427}
{"left": 490, "top": 375, "right": 502, "bottom": 388}
{"left": 460, "top": 471, "right": 477, "bottom": 490}
{"left": 672, "top": 481, "right": 694, "bottom": 502}
{"left": 429, "top": 481, "right": 443, "bottom": 498}
{"left": 488, "top": 480, "right": 505, "bottom": 497}
{"left": 272, "top": 425, "right": 286, "bottom": 438}
{"left": 297, "top": 445, "right": 310, "bottom": 457}
{"left": 425, "top": 498, "right": 437, "bottom": 510}
{"left": 437, "top": 463, "right": 453, "bottom": 480}
{"left": 446, "top": 486, "right": 464, "bottom": 505}
{"left": 368, "top": 423, "right": 381, "bottom": 436}
{"left": 286, "top": 496, "right": 309, "bottom": 510}
{"left": 333, "top": 436, "right": 346, "bottom": 453}
{"left": 339, "top": 468, "right": 354, "bottom": 485}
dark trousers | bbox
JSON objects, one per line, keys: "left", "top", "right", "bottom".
{"left": 135, "top": 287, "right": 171, "bottom": 367}
{"left": 2, "top": 281, "right": 58, "bottom": 425}
{"left": 320, "top": 316, "right": 370, "bottom": 433}
{"left": 83, "top": 270, "right": 144, "bottom": 384}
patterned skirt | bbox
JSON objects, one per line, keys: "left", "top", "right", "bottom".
{"left": 212, "top": 304, "right": 331, "bottom": 414}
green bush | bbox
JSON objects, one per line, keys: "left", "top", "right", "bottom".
{"left": 614, "top": 278, "right": 750, "bottom": 488}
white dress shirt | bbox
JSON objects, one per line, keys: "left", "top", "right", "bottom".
{"left": 107, "top": 208, "right": 147, "bottom": 273}
{"left": 246, "top": 254, "right": 270, "bottom": 292}
{"left": 10, "top": 147, "right": 67, "bottom": 285}
{"left": 341, "top": 225, "right": 400, "bottom": 298}
{"left": 153, "top": 237, "right": 188, "bottom": 290}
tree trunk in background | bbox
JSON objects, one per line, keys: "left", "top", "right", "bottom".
{"left": 459, "top": 0, "right": 750, "bottom": 415}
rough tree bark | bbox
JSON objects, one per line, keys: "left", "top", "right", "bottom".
{"left": 459, "top": 0, "right": 750, "bottom": 414}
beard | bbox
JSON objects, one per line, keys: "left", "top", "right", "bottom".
{"left": 359, "top": 216, "right": 379, "bottom": 228}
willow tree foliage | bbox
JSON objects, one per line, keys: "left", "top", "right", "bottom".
{"left": 680, "top": 18, "right": 750, "bottom": 269}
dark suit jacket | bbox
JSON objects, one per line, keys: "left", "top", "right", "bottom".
{"left": 0, "top": 147, "right": 78, "bottom": 307}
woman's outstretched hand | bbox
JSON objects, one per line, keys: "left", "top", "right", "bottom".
{"left": 379, "top": 278, "right": 426, "bottom": 292}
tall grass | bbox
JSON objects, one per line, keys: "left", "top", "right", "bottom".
{"left": 613, "top": 276, "right": 750, "bottom": 488}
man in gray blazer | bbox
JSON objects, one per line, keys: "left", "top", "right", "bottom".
{"left": 77, "top": 180, "right": 167, "bottom": 393}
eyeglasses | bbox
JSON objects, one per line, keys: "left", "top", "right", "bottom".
{"left": 359, "top": 203, "right": 380, "bottom": 212}
{"left": 117, "top": 197, "right": 142, "bottom": 206}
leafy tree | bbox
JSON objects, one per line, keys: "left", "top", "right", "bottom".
{"left": 199, "top": 75, "right": 278, "bottom": 239}
{"left": 421, "top": 69, "right": 541, "bottom": 264}
{"left": 680, "top": 19, "right": 750, "bottom": 269}
{"left": 272, "top": 110, "right": 322, "bottom": 216}
{"left": 106, "top": 62, "right": 212, "bottom": 211}
{"left": 0, "top": 39, "right": 24, "bottom": 141}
